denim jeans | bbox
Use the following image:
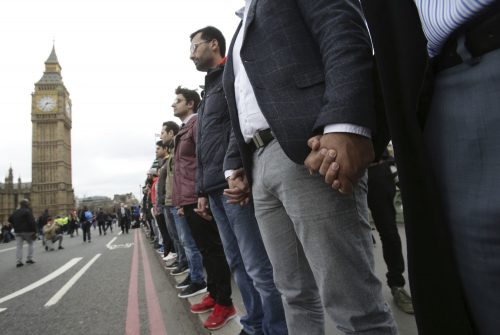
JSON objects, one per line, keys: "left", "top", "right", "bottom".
{"left": 209, "top": 192, "right": 288, "bottom": 335}
{"left": 170, "top": 207, "right": 204, "bottom": 283}
{"left": 163, "top": 206, "right": 187, "bottom": 267}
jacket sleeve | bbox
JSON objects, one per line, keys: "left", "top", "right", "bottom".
{"left": 223, "top": 128, "right": 243, "bottom": 172}
{"left": 296, "top": 0, "right": 376, "bottom": 132}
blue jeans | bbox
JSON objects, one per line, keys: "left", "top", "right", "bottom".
{"left": 209, "top": 193, "right": 287, "bottom": 335}
{"left": 170, "top": 207, "right": 204, "bottom": 283}
{"left": 163, "top": 206, "right": 187, "bottom": 267}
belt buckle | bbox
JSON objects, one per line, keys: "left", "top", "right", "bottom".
{"left": 252, "top": 131, "right": 265, "bottom": 149}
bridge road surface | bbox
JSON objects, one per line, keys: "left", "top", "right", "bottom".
{"left": 0, "top": 224, "right": 418, "bottom": 335}
{"left": 0, "top": 227, "right": 202, "bottom": 335}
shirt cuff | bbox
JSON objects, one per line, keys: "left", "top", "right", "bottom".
{"left": 224, "top": 170, "right": 235, "bottom": 179}
{"left": 323, "top": 123, "right": 372, "bottom": 138}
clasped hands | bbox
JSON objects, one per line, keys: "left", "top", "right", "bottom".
{"left": 223, "top": 132, "right": 374, "bottom": 206}
{"left": 304, "top": 132, "right": 374, "bottom": 194}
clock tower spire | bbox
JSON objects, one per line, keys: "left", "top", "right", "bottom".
{"left": 31, "top": 46, "right": 74, "bottom": 217}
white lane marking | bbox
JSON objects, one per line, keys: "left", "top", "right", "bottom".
{"left": 0, "top": 258, "right": 82, "bottom": 305}
{"left": 117, "top": 231, "right": 122, "bottom": 236}
{"left": 45, "top": 254, "right": 102, "bottom": 307}
{"left": 0, "top": 308, "right": 6, "bottom": 313}
{"left": 0, "top": 247, "right": 16, "bottom": 253}
{"left": 106, "top": 236, "right": 133, "bottom": 250}
{"left": 106, "top": 237, "right": 117, "bottom": 249}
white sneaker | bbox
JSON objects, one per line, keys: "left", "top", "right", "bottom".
{"left": 163, "top": 253, "right": 177, "bottom": 261}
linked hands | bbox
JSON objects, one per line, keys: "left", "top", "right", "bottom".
{"left": 194, "top": 197, "right": 213, "bottom": 221}
{"left": 223, "top": 168, "right": 251, "bottom": 206}
{"left": 304, "top": 133, "right": 374, "bottom": 194}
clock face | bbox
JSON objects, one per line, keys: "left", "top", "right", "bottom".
{"left": 38, "top": 96, "right": 56, "bottom": 112}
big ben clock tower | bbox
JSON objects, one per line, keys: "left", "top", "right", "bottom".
{"left": 31, "top": 46, "right": 74, "bottom": 217}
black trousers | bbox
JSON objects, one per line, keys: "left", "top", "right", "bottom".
{"left": 98, "top": 222, "right": 106, "bottom": 235}
{"left": 120, "top": 218, "right": 129, "bottom": 234}
{"left": 183, "top": 203, "right": 232, "bottom": 306}
{"left": 367, "top": 162, "right": 405, "bottom": 288}
{"left": 81, "top": 222, "right": 92, "bottom": 242}
{"left": 155, "top": 212, "right": 174, "bottom": 255}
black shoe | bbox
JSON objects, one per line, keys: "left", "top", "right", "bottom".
{"left": 178, "top": 281, "right": 207, "bottom": 298}
{"left": 58, "top": 246, "right": 64, "bottom": 250}
{"left": 175, "top": 275, "right": 191, "bottom": 289}
{"left": 165, "top": 261, "right": 178, "bottom": 270}
{"left": 45, "top": 246, "right": 48, "bottom": 251}
{"left": 170, "top": 265, "right": 189, "bottom": 276}
{"left": 26, "top": 259, "right": 35, "bottom": 264}
{"left": 16, "top": 262, "right": 24, "bottom": 268}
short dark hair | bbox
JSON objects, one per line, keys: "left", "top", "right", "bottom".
{"left": 190, "top": 26, "right": 226, "bottom": 57}
{"left": 156, "top": 140, "right": 167, "bottom": 149}
{"left": 175, "top": 86, "right": 200, "bottom": 111}
{"left": 162, "top": 121, "right": 180, "bottom": 135}
{"left": 20, "top": 199, "right": 30, "bottom": 208}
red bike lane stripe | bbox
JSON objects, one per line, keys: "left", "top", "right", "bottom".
{"left": 125, "top": 230, "right": 140, "bottom": 335}
{"left": 138, "top": 231, "right": 168, "bottom": 335}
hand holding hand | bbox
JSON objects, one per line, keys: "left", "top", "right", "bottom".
{"left": 194, "top": 197, "right": 213, "bottom": 221}
{"left": 223, "top": 168, "right": 251, "bottom": 206}
{"left": 304, "top": 133, "right": 374, "bottom": 193}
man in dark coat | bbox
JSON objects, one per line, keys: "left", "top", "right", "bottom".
{"left": 9, "top": 199, "right": 37, "bottom": 267}
{"left": 357, "top": 1, "right": 500, "bottom": 334}
{"left": 222, "top": 1, "right": 396, "bottom": 333}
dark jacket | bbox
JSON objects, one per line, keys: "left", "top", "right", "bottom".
{"left": 360, "top": 0, "right": 473, "bottom": 333}
{"left": 172, "top": 115, "right": 198, "bottom": 206}
{"left": 196, "top": 63, "right": 231, "bottom": 196}
{"left": 223, "top": 0, "right": 388, "bottom": 179}
{"left": 9, "top": 207, "right": 36, "bottom": 233}
{"left": 156, "top": 158, "right": 168, "bottom": 209}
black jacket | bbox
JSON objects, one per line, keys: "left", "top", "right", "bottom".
{"left": 9, "top": 207, "right": 36, "bottom": 233}
{"left": 360, "top": 0, "right": 473, "bottom": 333}
{"left": 196, "top": 63, "right": 231, "bottom": 196}
{"left": 223, "top": 0, "right": 387, "bottom": 181}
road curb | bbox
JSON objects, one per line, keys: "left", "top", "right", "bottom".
{"left": 142, "top": 227, "right": 243, "bottom": 335}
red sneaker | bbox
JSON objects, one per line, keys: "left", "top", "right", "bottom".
{"left": 203, "top": 304, "right": 237, "bottom": 330}
{"left": 190, "top": 294, "right": 216, "bottom": 314}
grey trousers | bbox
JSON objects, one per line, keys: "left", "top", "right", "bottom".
{"left": 16, "top": 232, "right": 34, "bottom": 263}
{"left": 424, "top": 46, "right": 500, "bottom": 335}
{"left": 252, "top": 140, "right": 397, "bottom": 335}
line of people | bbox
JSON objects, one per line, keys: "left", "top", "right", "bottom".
{"left": 138, "top": 22, "right": 417, "bottom": 334}
{"left": 141, "top": 0, "right": 500, "bottom": 333}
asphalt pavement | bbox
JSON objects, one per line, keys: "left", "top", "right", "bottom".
{"left": 0, "top": 223, "right": 417, "bottom": 335}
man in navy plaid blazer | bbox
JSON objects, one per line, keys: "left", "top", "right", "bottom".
{"left": 222, "top": 0, "right": 397, "bottom": 334}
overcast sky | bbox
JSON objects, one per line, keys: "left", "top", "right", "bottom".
{"left": 0, "top": 0, "right": 241, "bottom": 201}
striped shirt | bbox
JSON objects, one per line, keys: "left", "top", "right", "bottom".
{"left": 414, "top": 0, "right": 497, "bottom": 57}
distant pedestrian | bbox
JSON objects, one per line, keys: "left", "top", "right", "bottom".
{"left": 117, "top": 203, "right": 131, "bottom": 234}
{"left": 68, "top": 210, "right": 79, "bottom": 237}
{"left": 43, "top": 217, "right": 64, "bottom": 251}
{"left": 96, "top": 208, "right": 107, "bottom": 236}
{"left": 8, "top": 199, "right": 37, "bottom": 267}
{"left": 80, "top": 206, "right": 93, "bottom": 243}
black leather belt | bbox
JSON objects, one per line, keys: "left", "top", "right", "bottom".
{"left": 433, "top": 4, "right": 500, "bottom": 73}
{"left": 250, "top": 128, "right": 274, "bottom": 151}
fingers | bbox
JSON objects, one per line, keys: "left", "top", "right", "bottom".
{"left": 324, "top": 161, "right": 340, "bottom": 185}
{"left": 318, "top": 149, "right": 337, "bottom": 176}
{"left": 223, "top": 187, "right": 250, "bottom": 204}
{"left": 307, "top": 135, "right": 321, "bottom": 150}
